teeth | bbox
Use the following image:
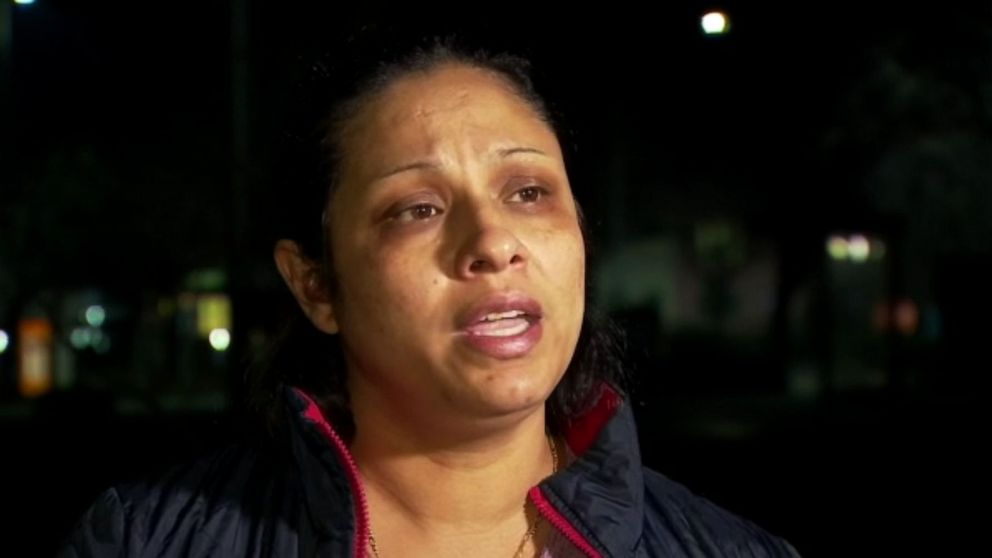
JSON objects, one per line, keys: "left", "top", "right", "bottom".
{"left": 482, "top": 310, "right": 525, "bottom": 322}
{"left": 481, "top": 320, "right": 530, "bottom": 337}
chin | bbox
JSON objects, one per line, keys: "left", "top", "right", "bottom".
{"left": 461, "top": 374, "right": 555, "bottom": 418}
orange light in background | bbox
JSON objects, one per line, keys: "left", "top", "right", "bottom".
{"left": 894, "top": 299, "right": 919, "bottom": 336}
{"left": 18, "top": 318, "right": 53, "bottom": 398}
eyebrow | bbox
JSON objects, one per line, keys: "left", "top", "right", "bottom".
{"left": 376, "top": 146, "right": 550, "bottom": 181}
{"left": 496, "top": 146, "right": 549, "bottom": 159}
{"left": 377, "top": 161, "right": 439, "bottom": 181}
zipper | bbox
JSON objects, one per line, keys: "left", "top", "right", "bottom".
{"left": 529, "top": 486, "right": 603, "bottom": 558}
{"left": 298, "top": 388, "right": 609, "bottom": 558}
{"left": 299, "top": 394, "right": 371, "bottom": 558}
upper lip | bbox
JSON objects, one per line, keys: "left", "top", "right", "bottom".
{"left": 456, "top": 291, "right": 543, "bottom": 330}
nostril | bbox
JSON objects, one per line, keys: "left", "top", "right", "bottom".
{"left": 510, "top": 254, "right": 523, "bottom": 265}
{"left": 469, "top": 260, "right": 487, "bottom": 272}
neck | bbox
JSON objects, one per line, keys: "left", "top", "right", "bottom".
{"left": 351, "top": 402, "right": 554, "bottom": 525}
{"left": 348, "top": 389, "right": 557, "bottom": 556}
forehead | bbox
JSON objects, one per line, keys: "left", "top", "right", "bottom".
{"left": 372, "top": 65, "right": 537, "bottom": 123}
{"left": 339, "top": 64, "right": 561, "bottom": 169}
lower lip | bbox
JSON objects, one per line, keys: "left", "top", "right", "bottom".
{"left": 459, "top": 319, "right": 543, "bottom": 359}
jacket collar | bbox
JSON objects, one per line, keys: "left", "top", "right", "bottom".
{"left": 286, "top": 387, "right": 358, "bottom": 556}
{"left": 285, "top": 384, "right": 643, "bottom": 558}
{"left": 542, "top": 386, "right": 644, "bottom": 556}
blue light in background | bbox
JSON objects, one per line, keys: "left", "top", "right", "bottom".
{"left": 84, "top": 305, "right": 106, "bottom": 327}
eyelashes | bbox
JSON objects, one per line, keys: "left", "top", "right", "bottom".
{"left": 393, "top": 202, "right": 442, "bottom": 224}
{"left": 507, "top": 185, "right": 549, "bottom": 204}
{"left": 387, "top": 182, "right": 553, "bottom": 226}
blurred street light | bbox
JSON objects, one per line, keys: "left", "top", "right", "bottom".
{"left": 209, "top": 328, "right": 231, "bottom": 351}
{"left": 701, "top": 11, "right": 730, "bottom": 35}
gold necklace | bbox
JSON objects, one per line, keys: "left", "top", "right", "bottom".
{"left": 368, "top": 436, "right": 560, "bottom": 558}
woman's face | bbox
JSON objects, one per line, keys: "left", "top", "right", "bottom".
{"left": 326, "top": 64, "right": 585, "bottom": 424}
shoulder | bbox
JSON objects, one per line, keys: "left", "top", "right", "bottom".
{"left": 640, "top": 468, "right": 801, "bottom": 557}
{"left": 113, "top": 443, "right": 283, "bottom": 509}
{"left": 59, "top": 444, "right": 299, "bottom": 558}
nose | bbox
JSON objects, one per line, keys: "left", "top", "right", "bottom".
{"left": 455, "top": 207, "right": 528, "bottom": 278}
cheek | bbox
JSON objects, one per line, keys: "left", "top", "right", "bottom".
{"left": 338, "top": 239, "right": 445, "bottom": 331}
{"left": 528, "top": 223, "right": 586, "bottom": 330}
{"left": 540, "top": 225, "right": 585, "bottom": 290}
{"left": 556, "top": 229, "right": 586, "bottom": 314}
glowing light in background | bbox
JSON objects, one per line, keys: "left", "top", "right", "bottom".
{"left": 18, "top": 318, "right": 53, "bottom": 398}
{"left": 15, "top": 0, "right": 37, "bottom": 5}
{"left": 84, "top": 304, "right": 106, "bottom": 327}
{"left": 209, "top": 328, "right": 231, "bottom": 351}
{"left": 894, "top": 299, "right": 919, "bottom": 336}
{"left": 827, "top": 235, "right": 848, "bottom": 260}
{"left": 828, "top": 234, "right": 886, "bottom": 263}
{"left": 701, "top": 11, "right": 730, "bottom": 35}
{"left": 848, "top": 235, "right": 870, "bottom": 262}
{"left": 93, "top": 331, "right": 111, "bottom": 354}
{"left": 0, "top": 330, "right": 9, "bottom": 354}
{"left": 196, "top": 294, "right": 231, "bottom": 338}
{"left": 69, "top": 327, "right": 92, "bottom": 349}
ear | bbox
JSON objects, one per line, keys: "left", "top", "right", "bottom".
{"left": 273, "top": 239, "right": 339, "bottom": 334}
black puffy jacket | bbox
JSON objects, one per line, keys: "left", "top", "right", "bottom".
{"left": 61, "top": 387, "right": 800, "bottom": 557}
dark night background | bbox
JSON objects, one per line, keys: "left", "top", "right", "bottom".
{"left": 2, "top": 1, "right": 991, "bottom": 556}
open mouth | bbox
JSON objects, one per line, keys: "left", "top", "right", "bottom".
{"left": 466, "top": 310, "right": 537, "bottom": 337}
{"left": 456, "top": 293, "right": 544, "bottom": 359}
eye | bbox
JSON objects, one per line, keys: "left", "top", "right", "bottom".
{"left": 394, "top": 203, "right": 443, "bottom": 223}
{"left": 508, "top": 185, "right": 548, "bottom": 204}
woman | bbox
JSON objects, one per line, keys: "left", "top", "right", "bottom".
{"left": 62, "top": 40, "right": 800, "bottom": 557}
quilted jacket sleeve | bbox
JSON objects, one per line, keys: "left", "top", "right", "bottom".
{"left": 59, "top": 488, "right": 127, "bottom": 558}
